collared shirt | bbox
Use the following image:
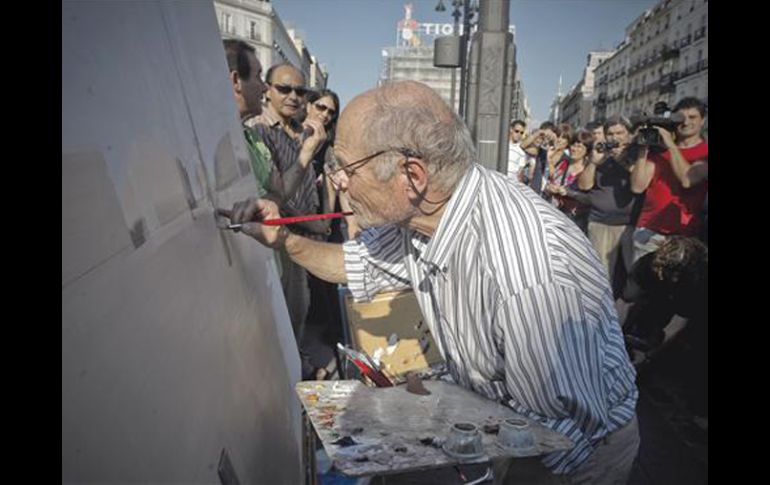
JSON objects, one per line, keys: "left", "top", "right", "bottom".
{"left": 242, "top": 123, "right": 272, "bottom": 196}
{"left": 343, "top": 164, "right": 638, "bottom": 474}
{"left": 507, "top": 142, "right": 531, "bottom": 178}
{"left": 246, "top": 109, "right": 319, "bottom": 222}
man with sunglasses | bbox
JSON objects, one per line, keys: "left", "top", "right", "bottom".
{"left": 506, "top": 119, "right": 531, "bottom": 183}
{"left": 245, "top": 62, "right": 330, "bottom": 378}
{"left": 227, "top": 81, "right": 639, "bottom": 484}
{"left": 246, "top": 62, "right": 328, "bottom": 208}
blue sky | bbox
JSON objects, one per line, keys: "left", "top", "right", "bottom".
{"left": 273, "top": 0, "right": 659, "bottom": 124}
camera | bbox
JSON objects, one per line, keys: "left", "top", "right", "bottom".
{"left": 595, "top": 140, "right": 619, "bottom": 153}
{"left": 630, "top": 102, "right": 684, "bottom": 147}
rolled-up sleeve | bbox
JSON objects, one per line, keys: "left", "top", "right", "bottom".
{"left": 342, "top": 226, "right": 412, "bottom": 302}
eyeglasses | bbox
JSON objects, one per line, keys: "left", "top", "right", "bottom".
{"left": 324, "top": 148, "right": 421, "bottom": 186}
{"left": 314, "top": 103, "right": 336, "bottom": 116}
{"left": 270, "top": 83, "right": 309, "bottom": 97}
{"left": 325, "top": 150, "right": 387, "bottom": 187}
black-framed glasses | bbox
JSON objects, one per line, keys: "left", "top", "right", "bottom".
{"left": 325, "top": 150, "right": 387, "bottom": 186}
{"left": 324, "top": 148, "right": 422, "bottom": 188}
{"left": 270, "top": 83, "right": 309, "bottom": 97}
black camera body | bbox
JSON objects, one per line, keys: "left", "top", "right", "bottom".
{"left": 635, "top": 126, "right": 663, "bottom": 147}
{"left": 595, "top": 140, "right": 620, "bottom": 153}
{"left": 630, "top": 103, "right": 684, "bottom": 147}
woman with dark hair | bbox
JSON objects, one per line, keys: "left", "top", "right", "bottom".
{"left": 545, "top": 130, "right": 593, "bottom": 233}
{"left": 306, "top": 89, "right": 361, "bottom": 240}
{"left": 302, "top": 88, "right": 347, "bottom": 379}
{"left": 305, "top": 89, "right": 340, "bottom": 175}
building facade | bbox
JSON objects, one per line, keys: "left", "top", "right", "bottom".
{"left": 380, "top": 3, "right": 521, "bottom": 115}
{"left": 559, "top": 51, "right": 613, "bottom": 128}
{"left": 672, "top": 0, "right": 708, "bottom": 104}
{"left": 586, "top": 0, "right": 707, "bottom": 122}
{"left": 213, "top": 0, "right": 327, "bottom": 89}
{"left": 593, "top": 41, "right": 631, "bottom": 121}
{"left": 510, "top": 71, "right": 532, "bottom": 127}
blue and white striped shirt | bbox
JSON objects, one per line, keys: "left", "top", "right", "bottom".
{"left": 343, "top": 164, "right": 638, "bottom": 474}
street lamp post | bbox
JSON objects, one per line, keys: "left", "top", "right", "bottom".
{"left": 448, "top": 2, "right": 462, "bottom": 111}
{"left": 435, "top": 0, "right": 476, "bottom": 117}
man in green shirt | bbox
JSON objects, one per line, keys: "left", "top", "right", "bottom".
{"left": 223, "top": 39, "right": 277, "bottom": 198}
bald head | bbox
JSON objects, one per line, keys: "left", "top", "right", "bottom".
{"left": 340, "top": 81, "right": 453, "bottom": 134}
{"left": 265, "top": 63, "right": 305, "bottom": 85}
{"left": 265, "top": 63, "right": 306, "bottom": 121}
{"left": 337, "top": 81, "right": 475, "bottom": 193}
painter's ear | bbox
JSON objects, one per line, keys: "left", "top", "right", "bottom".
{"left": 403, "top": 156, "right": 428, "bottom": 199}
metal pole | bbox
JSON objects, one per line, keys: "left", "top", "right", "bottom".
{"left": 450, "top": 17, "right": 458, "bottom": 111}
{"left": 464, "top": 0, "right": 514, "bottom": 172}
{"left": 458, "top": 0, "right": 471, "bottom": 118}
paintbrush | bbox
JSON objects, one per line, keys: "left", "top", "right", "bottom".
{"left": 219, "top": 210, "right": 353, "bottom": 231}
{"left": 336, "top": 344, "right": 393, "bottom": 387}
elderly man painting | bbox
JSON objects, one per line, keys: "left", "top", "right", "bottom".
{"left": 226, "top": 81, "right": 639, "bottom": 484}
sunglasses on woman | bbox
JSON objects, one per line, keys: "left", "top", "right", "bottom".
{"left": 313, "top": 103, "right": 336, "bottom": 116}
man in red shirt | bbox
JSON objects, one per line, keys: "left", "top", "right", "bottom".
{"left": 630, "top": 97, "right": 708, "bottom": 262}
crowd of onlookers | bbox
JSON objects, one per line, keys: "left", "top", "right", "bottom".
{"left": 507, "top": 100, "right": 708, "bottom": 372}
{"left": 224, "top": 39, "right": 353, "bottom": 380}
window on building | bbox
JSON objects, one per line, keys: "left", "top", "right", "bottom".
{"left": 249, "top": 20, "right": 260, "bottom": 41}
{"left": 222, "top": 12, "right": 233, "bottom": 34}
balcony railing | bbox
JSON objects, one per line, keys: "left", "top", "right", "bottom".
{"left": 662, "top": 45, "right": 680, "bottom": 60}
{"left": 679, "top": 34, "right": 692, "bottom": 48}
{"left": 694, "top": 26, "right": 707, "bottom": 41}
{"left": 678, "top": 59, "right": 707, "bottom": 79}
{"left": 644, "top": 80, "right": 660, "bottom": 94}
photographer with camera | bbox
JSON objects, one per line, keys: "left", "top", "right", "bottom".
{"left": 507, "top": 119, "right": 533, "bottom": 183}
{"left": 630, "top": 98, "right": 709, "bottom": 262}
{"left": 541, "top": 124, "right": 574, "bottom": 200}
{"left": 544, "top": 130, "right": 594, "bottom": 234}
{"left": 520, "top": 121, "right": 561, "bottom": 195}
{"left": 578, "top": 116, "right": 643, "bottom": 297}
{"left": 620, "top": 98, "right": 708, "bottom": 375}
